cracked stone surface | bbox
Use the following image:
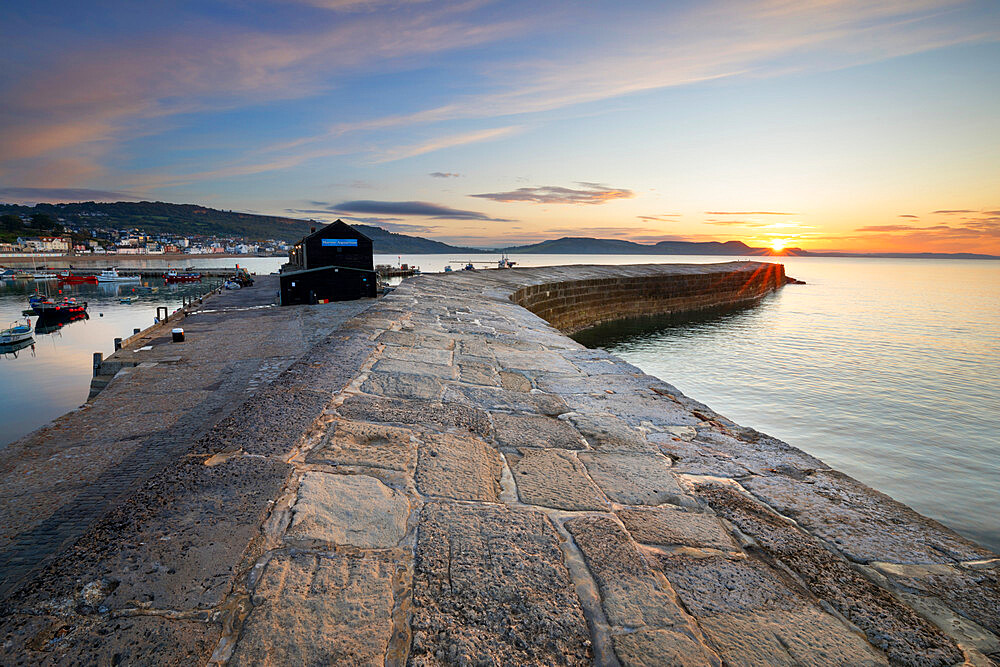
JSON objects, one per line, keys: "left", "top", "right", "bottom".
{"left": 490, "top": 411, "right": 586, "bottom": 450}
{"left": 415, "top": 432, "right": 503, "bottom": 502}
{"left": 617, "top": 506, "right": 737, "bottom": 551}
{"left": 579, "top": 451, "right": 688, "bottom": 505}
{"left": 288, "top": 472, "right": 409, "bottom": 548}
{"left": 510, "top": 449, "right": 608, "bottom": 510}
{"left": 230, "top": 551, "right": 396, "bottom": 665}
{"left": 565, "top": 514, "right": 689, "bottom": 629}
{"left": 307, "top": 419, "right": 416, "bottom": 472}
{"left": 411, "top": 502, "right": 592, "bottom": 665}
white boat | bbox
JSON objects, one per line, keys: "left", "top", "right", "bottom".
{"left": 223, "top": 280, "right": 242, "bottom": 289}
{"left": 32, "top": 272, "right": 59, "bottom": 280}
{"left": 97, "top": 268, "right": 141, "bottom": 282}
{"left": 1, "top": 320, "right": 33, "bottom": 345}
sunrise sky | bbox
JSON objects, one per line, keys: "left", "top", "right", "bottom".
{"left": 1, "top": 0, "right": 998, "bottom": 253}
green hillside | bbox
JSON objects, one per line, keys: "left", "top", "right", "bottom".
{"left": 0, "top": 201, "right": 316, "bottom": 241}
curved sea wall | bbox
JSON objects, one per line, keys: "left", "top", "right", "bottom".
{"left": 508, "top": 261, "right": 786, "bottom": 333}
{"left": 1, "top": 264, "right": 996, "bottom": 666}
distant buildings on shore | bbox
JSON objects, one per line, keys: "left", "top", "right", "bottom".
{"left": 0, "top": 219, "right": 290, "bottom": 257}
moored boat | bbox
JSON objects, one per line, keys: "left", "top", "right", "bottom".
{"left": 97, "top": 268, "right": 141, "bottom": 282}
{"left": 163, "top": 270, "right": 202, "bottom": 283}
{"left": 58, "top": 270, "right": 98, "bottom": 284}
{"left": 28, "top": 295, "right": 88, "bottom": 317}
{"left": 0, "top": 319, "right": 33, "bottom": 345}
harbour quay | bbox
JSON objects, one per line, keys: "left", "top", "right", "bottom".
{"left": 0, "top": 262, "right": 996, "bottom": 665}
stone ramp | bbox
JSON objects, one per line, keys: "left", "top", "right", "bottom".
{"left": 0, "top": 276, "right": 373, "bottom": 602}
{"left": 2, "top": 263, "right": 998, "bottom": 666}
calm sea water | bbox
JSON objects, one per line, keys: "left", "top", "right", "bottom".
{"left": 1, "top": 254, "right": 997, "bottom": 551}
{"left": 576, "top": 257, "right": 1000, "bottom": 553}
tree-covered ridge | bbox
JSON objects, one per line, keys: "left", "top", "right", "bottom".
{"left": 0, "top": 201, "right": 316, "bottom": 241}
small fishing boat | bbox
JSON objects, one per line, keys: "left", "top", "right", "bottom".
{"left": 163, "top": 270, "right": 202, "bottom": 283}
{"left": 28, "top": 295, "right": 88, "bottom": 316}
{"left": 58, "top": 270, "right": 98, "bottom": 284}
{"left": 97, "top": 268, "right": 141, "bottom": 282}
{"left": 0, "top": 319, "right": 33, "bottom": 345}
{"left": 32, "top": 272, "right": 58, "bottom": 280}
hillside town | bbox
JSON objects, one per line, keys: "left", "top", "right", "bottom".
{"left": 0, "top": 211, "right": 290, "bottom": 256}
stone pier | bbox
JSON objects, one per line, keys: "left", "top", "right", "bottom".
{"left": 0, "top": 262, "right": 996, "bottom": 666}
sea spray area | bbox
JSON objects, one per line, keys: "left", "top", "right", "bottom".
{"left": 0, "top": 262, "right": 997, "bottom": 665}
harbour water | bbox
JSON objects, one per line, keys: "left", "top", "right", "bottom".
{"left": 1, "top": 254, "right": 997, "bottom": 551}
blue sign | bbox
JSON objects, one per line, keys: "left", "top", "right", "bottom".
{"left": 321, "top": 238, "right": 358, "bottom": 247}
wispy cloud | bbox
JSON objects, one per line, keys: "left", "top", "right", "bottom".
{"left": 371, "top": 126, "right": 520, "bottom": 163}
{"left": 330, "top": 199, "right": 511, "bottom": 222}
{"left": 637, "top": 214, "right": 681, "bottom": 222}
{"left": 0, "top": 186, "right": 141, "bottom": 204}
{"left": 430, "top": 172, "right": 462, "bottom": 178}
{"left": 704, "top": 211, "right": 796, "bottom": 216}
{"left": 471, "top": 182, "right": 633, "bottom": 205}
{"left": 898, "top": 214, "right": 919, "bottom": 218}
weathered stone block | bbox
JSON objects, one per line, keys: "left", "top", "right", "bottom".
{"left": 491, "top": 412, "right": 586, "bottom": 450}
{"left": 360, "top": 372, "right": 444, "bottom": 401}
{"left": 742, "top": 471, "right": 993, "bottom": 564}
{"left": 334, "top": 394, "right": 491, "bottom": 437}
{"left": 569, "top": 412, "right": 654, "bottom": 452}
{"left": 579, "top": 452, "right": 687, "bottom": 505}
{"left": 416, "top": 433, "right": 502, "bottom": 502}
{"left": 307, "top": 419, "right": 416, "bottom": 472}
{"left": 694, "top": 481, "right": 965, "bottom": 666}
{"left": 0, "top": 613, "right": 219, "bottom": 666}
{"left": 612, "top": 628, "right": 719, "bottom": 667}
{"left": 288, "top": 472, "right": 409, "bottom": 548}
{"left": 231, "top": 551, "right": 396, "bottom": 665}
{"left": 618, "top": 506, "right": 737, "bottom": 551}
{"left": 411, "top": 502, "right": 592, "bottom": 665}
{"left": 565, "top": 514, "right": 687, "bottom": 629}
{"left": 511, "top": 449, "right": 608, "bottom": 510}
{"left": 698, "top": 607, "right": 887, "bottom": 667}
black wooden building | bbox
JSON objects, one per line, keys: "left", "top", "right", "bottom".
{"left": 279, "top": 220, "right": 377, "bottom": 305}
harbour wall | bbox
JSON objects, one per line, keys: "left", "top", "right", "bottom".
{"left": 1, "top": 262, "right": 996, "bottom": 666}
{"left": 509, "top": 261, "right": 786, "bottom": 333}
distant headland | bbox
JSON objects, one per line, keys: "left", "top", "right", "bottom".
{"left": 2, "top": 200, "right": 996, "bottom": 259}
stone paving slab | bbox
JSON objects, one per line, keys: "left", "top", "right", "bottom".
{"left": 742, "top": 470, "right": 994, "bottom": 564}
{"left": 415, "top": 433, "right": 502, "bottom": 502}
{"left": 579, "top": 452, "right": 688, "bottom": 506}
{"left": 510, "top": 449, "right": 608, "bottom": 511}
{"left": 410, "top": 502, "right": 592, "bottom": 665}
{"left": 693, "top": 480, "right": 966, "bottom": 665}
{"left": 307, "top": 419, "right": 416, "bottom": 472}
{"left": 230, "top": 551, "right": 397, "bottom": 665}
{"left": 288, "top": 472, "right": 409, "bottom": 548}
{"left": 334, "top": 394, "right": 492, "bottom": 438}
{"left": 565, "top": 514, "right": 689, "bottom": 630}
{"left": 490, "top": 411, "right": 586, "bottom": 450}
{"left": 617, "top": 506, "right": 737, "bottom": 551}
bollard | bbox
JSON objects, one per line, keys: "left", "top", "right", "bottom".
{"left": 93, "top": 352, "right": 103, "bottom": 377}
{"left": 114, "top": 337, "right": 122, "bottom": 351}
{"left": 171, "top": 328, "right": 185, "bottom": 343}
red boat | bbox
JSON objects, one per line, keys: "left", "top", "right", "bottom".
{"left": 58, "top": 270, "right": 98, "bottom": 284}
{"left": 28, "top": 295, "right": 88, "bottom": 316}
{"left": 163, "top": 270, "right": 202, "bottom": 283}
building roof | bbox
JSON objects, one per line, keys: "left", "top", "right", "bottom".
{"left": 295, "top": 219, "right": 371, "bottom": 245}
